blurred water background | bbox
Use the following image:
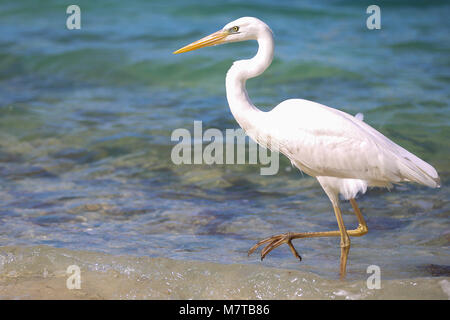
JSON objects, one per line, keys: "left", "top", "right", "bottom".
{"left": 0, "top": 0, "right": 449, "bottom": 299}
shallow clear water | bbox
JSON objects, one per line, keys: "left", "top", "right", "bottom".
{"left": 0, "top": 0, "right": 449, "bottom": 298}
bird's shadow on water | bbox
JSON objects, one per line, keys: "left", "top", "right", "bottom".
{"left": 416, "top": 264, "right": 450, "bottom": 277}
{"left": 194, "top": 209, "right": 248, "bottom": 240}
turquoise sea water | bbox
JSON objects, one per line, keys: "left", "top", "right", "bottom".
{"left": 0, "top": 0, "right": 449, "bottom": 298}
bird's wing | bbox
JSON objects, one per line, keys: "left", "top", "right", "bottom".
{"left": 258, "top": 99, "right": 439, "bottom": 187}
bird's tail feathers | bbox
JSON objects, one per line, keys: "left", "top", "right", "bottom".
{"left": 396, "top": 153, "right": 440, "bottom": 188}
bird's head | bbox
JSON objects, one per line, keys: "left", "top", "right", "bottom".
{"left": 173, "top": 17, "right": 271, "bottom": 54}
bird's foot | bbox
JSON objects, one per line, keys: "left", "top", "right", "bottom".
{"left": 248, "top": 232, "right": 302, "bottom": 261}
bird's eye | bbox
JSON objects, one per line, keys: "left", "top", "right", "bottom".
{"left": 230, "top": 26, "right": 239, "bottom": 33}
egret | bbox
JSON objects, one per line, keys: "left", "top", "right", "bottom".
{"left": 174, "top": 17, "right": 440, "bottom": 278}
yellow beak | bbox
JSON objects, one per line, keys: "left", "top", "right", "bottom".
{"left": 173, "top": 30, "right": 229, "bottom": 54}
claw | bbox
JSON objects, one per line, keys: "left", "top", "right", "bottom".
{"left": 248, "top": 232, "right": 302, "bottom": 262}
{"left": 248, "top": 238, "right": 271, "bottom": 256}
{"left": 261, "top": 238, "right": 284, "bottom": 260}
{"left": 287, "top": 240, "right": 302, "bottom": 261}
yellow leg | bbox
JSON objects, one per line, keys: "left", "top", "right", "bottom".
{"left": 248, "top": 198, "right": 368, "bottom": 278}
{"left": 350, "top": 198, "right": 368, "bottom": 236}
{"left": 332, "top": 204, "right": 350, "bottom": 279}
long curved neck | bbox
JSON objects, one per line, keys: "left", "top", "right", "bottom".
{"left": 225, "top": 30, "right": 274, "bottom": 132}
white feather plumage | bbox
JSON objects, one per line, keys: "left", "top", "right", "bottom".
{"left": 222, "top": 18, "right": 439, "bottom": 205}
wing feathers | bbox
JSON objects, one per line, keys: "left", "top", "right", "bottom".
{"left": 265, "top": 99, "right": 440, "bottom": 188}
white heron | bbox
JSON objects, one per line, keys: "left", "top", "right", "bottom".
{"left": 174, "top": 17, "right": 440, "bottom": 278}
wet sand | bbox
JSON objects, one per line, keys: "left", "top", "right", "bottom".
{"left": 1, "top": 245, "right": 448, "bottom": 299}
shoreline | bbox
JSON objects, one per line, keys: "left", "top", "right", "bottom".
{"left": 1, "top": 245, "right": 448, "bottom": 299}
